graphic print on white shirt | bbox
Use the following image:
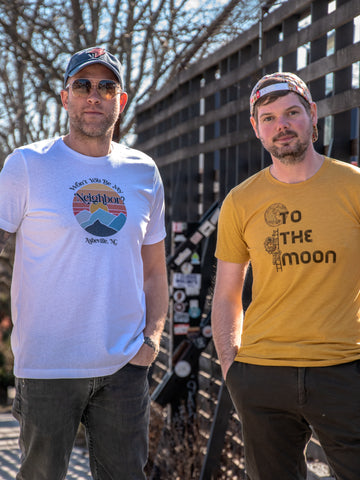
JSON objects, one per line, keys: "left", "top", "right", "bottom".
{"left": 0, "top": 138, "right": 166, "bottom": 378}
{"left": 72, "top": 182, "right": 127, "bottom": 237}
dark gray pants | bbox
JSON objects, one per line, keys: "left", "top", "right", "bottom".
{"left": 12, "top": 364, "right": 150, "bottom": 480}
{"left": 226, "top": 360, "right": 360, "bottom": 480}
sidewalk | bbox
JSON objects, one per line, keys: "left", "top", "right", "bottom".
{"left": 0, "top": 411, "right": 91, "bottom": 479}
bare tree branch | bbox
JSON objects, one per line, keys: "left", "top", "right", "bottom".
{"left": 0, "top": 0, "right": 262, "bottom": 154}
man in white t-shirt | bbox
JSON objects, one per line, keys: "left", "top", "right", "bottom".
{"left": 0, "top": 47, "right": 168, "bottom": 479}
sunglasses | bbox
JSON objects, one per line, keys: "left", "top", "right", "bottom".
{"left": 66, "top": 78, "right": 121, "bottom": 100}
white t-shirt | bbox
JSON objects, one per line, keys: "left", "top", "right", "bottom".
{"left": 0, "top": 138, "right": 166, "bottom": 379}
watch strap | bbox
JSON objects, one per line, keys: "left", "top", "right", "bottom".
{"left": 143, "top": 336, "right": 159, "bottom": 354}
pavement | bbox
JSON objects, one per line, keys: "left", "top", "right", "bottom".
{"left": 0, "top": 411, "right": 91, "bottom": 479}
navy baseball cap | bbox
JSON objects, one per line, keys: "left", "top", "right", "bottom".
{"left": 64, "top": 47, "right": 124, "bottom": 89}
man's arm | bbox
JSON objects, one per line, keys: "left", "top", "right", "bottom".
{"left": 130, "top": 239, "right": 169, "bottom": 366}
{"left": 212, "top": 259, "right": 249, "bottom": 379}
{"left": 0, "top": 229, "right": 14, "bottom": 254}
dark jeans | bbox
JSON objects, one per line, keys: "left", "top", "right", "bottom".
{"left": 226, "top": 360, "right": 360, "bottom": 480}
{"left": 12, "top": 363, "right": 150, "bottom": 480}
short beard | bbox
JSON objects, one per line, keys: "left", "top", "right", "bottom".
{"left": 266, "top": 138, "right": 309, "bottom": 165}
{"left": 70, "top": 114, "right": 116, "bottom": 140}
{"left": 261, "top": 125, "right": 312, "bottom": 165}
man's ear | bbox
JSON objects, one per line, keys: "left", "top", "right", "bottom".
{"left": 310, "top": 101, "right": 317, "bottom": 125}
{"left": 60, "top": 89, "right": 69, "bottom": 111}
{"left": 250, "top": 115, "right": 259, "bottom": 138}
{"left": 119, "top": 92, "right": 128, "bottom": 113}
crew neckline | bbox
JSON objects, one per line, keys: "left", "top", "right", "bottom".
{"left": 265, "top": 156, "right": 329, "bottom": 187}
{"left": 60, "top": 137, "right": 115, "bottom": 165}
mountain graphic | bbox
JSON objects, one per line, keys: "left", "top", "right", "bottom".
{"left": 77, "top": 208, "right": 127, "bottom": 237}
{"left": 109, "top": 213, "right": 127, "bottom": 231}
{"left": 80, "top": 208, "right": 117, "bottom": 230}
{"left": 76, "top": 210, "right": 92, "bottom": 224}
{"left": 85, "top": 220, "right": 118, "bottom": 237}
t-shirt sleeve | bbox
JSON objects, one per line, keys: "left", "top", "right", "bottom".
{"left": 215, "top": 190, "right": 250, "bottom": 264}
{"left": 143, "top": 165, "right": 166, "bottom": 245}
{"left": 0, "top": 150, "right": 28, "bottom": 233}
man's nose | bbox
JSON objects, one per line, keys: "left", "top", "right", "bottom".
{"left": 87, "top": 87, "right": 102, "bottom": 103}
{"left": 276, "top": 115, "right": 290, "bottom": 129}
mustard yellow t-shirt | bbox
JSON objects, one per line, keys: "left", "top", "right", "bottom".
{"left": 215, "top": 157, "right": 360, "bottom": 366}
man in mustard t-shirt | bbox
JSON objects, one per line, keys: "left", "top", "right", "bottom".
{"left": 212, "top": 72, "right": 360, "bottom": 480}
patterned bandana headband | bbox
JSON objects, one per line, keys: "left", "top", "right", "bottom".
{"left": 249, "top": 72, "right": 313, "bottom": 117}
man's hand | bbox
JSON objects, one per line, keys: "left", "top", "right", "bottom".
{"left": 221, "top": 356, "right": 237, "bottom": 380}
{"left": 129, "top": 342, "right": 158, "bottom": 367}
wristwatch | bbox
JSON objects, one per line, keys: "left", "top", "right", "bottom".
{"left": 143, "top": 336, "right": 159, "bottom": 354}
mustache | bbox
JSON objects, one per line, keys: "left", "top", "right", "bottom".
{"left": 273, "top": 130, "right": 297, "bottom": 141}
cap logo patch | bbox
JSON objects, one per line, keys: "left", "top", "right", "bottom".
{"left": 88, "top": 47, "right": 106, "bottom": 58}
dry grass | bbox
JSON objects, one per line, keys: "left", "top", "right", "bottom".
{"left": 146, "top": 401, "right": 246, "bottom": 480}
{"left": 146, "top": 402, "right": 205, "bottom": 480}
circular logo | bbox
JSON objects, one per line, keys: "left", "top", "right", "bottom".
{"left": 173, "top": 290, "right": 186, "bottom": 303}
{"left": 202, "top": 325, "right": 212, "bottom": 338}
{"left": 73, "top": 183, "right": 127, "bottom": 237}
{"left": 174, "top": 302, "right": 186, "bottom": 313}
{"left": 264, "top": 203, "right": 288, "bottom": 227}
{"left": 174, "top": 360, "right": 192, "bottom": 378}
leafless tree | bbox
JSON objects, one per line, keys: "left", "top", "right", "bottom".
{"left": 0, "top": 0, "right": 265, "bottom": 158}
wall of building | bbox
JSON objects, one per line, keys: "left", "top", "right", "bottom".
{"left": 136, "top": 1, "right": 360, "bottom": 476}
